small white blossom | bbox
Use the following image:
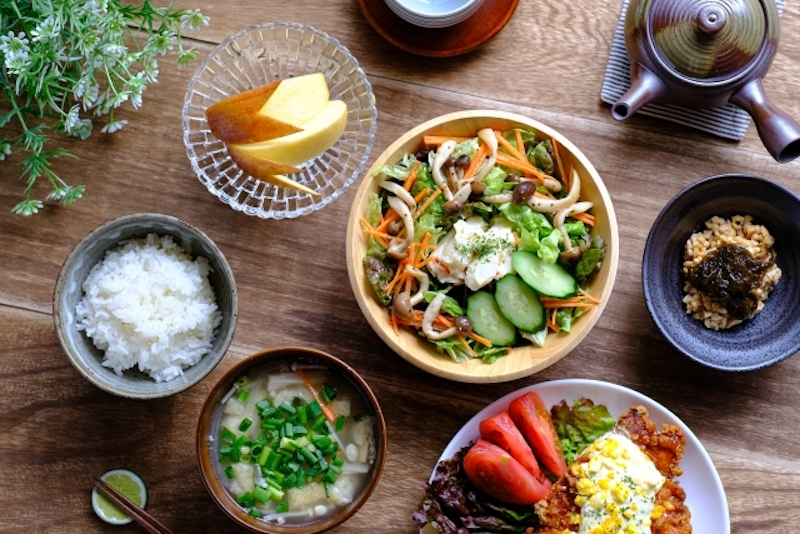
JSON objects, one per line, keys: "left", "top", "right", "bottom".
{"left": 0, "top": 140, "right": 11, "bottom": 161}
{"left": 101, "top": 119, "right": 128, "bottom": 134}
{"left": 146, "top": 30, "right": 176, "bottom": 56}
{"left": 1, "top": 31, "right": 31, "bottom": 72}
{"left": 101, "top": 43, "right": 126, "bottom": 58}
{"left": 30, "top": 16, "right": 61, "bottom": 43}
{"left": 64, "top": 105, "right": 82, "bottom": 134}
{"left": 180, "top": 10, "right": 210, "bottom": 31}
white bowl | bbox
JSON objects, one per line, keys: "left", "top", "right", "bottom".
{"left": 384, "top": 0, "right": 484, "bottom": 28}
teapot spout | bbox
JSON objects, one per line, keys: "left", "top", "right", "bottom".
{"left": 612, "top": 64, "right": 672, "bottom": 120}
{"left": 730, "top": 79, "right": 800, "bottom": 163}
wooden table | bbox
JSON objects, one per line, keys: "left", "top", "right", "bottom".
{"left": 2, "top": 2, "right": 800, "bottom": 533}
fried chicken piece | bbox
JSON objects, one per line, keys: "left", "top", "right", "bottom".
{"left": 533, "top": 405, "right": 692, "bottom": 534}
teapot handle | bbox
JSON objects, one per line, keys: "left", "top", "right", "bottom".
{"left": 730, "top": 79, "right": 800, "bottom": 163}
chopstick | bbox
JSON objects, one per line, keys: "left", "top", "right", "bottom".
{"left": 90, "top": 475, "right": 176, "bottom": 534}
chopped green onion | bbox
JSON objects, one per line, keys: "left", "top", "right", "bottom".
{"left": 278, "top": 401, "right": 297, "bottom": 415}
{"left": 239, "top": 417, "right": 253, "bottom": 432}
{"left": 306, "top": 401, "right": 323, "bottom": 419}
{"left": 224, "top": 466, "right": 235, "bottom": 479}
{"left": 276, "top": 501, "right": 289, "bottom": 513}
{"left": 335, "top": 415, "right": 346, "bottom": 431}
{"left": 320, "top": 383, "right": 337, "bottom": 404}
{"left": 221, "top": 427, "right": 236, "bottom": 443}
{"left": 256, "top": 399, "right": 271, "bottom": 412}
{"left": 249, "top": 508, "right": 262, "bottom": 518}
{"left": 237, "top": 492, "right": 255, "bottom": 507}
{"left": 236, "top": 376, "right": 250, "bottom": 388}
{"left": 236, "top": 389, "right": 250, "bottom": 403}
{"left": 252, "top": 486, "right": 270, "bottom": 504}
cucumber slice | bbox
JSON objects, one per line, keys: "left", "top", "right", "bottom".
{"left": 495, "top": 274, "right": 545, "bottom": 332}
{"left": 467, "top": 291, "right": 517, "bottom": 346}
{"left": 512, "top": 250, "right": 578, "bottom": 298}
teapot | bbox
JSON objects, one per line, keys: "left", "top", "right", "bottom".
{"left": 612, "top": 0, "right": 800, "bottom": 163}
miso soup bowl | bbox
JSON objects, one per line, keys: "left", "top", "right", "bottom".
{"left": 196, "top": 347, "right": 387, "bottom": 533}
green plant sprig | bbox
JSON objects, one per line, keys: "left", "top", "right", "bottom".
{"left": 0, "top": 0, "right": 209, "bottom": 215}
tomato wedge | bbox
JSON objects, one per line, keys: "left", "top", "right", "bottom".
{"left": 463, "top": 439, "right": 550, "bottom": 505}
{"left": 508, "top": 391, "right": 567, "bottom": 478}
{"left": 479, "top": 411, "right": 549, "bottom": 486}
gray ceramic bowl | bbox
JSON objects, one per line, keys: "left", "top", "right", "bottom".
{"left": 642, "top": 174, "right": 800, "bottom": 371}
{"left": 196, "top": 347, "right": 387, "bottom": 533}
{"left": 53, "top": 213, "right": 238, "bottom": 398}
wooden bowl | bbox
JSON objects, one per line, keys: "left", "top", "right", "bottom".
{"left": 196, "top": 347, "right": 387, "bottom": 533}
{"left": 346, "top": 110, "right": 619, "bottom": 383}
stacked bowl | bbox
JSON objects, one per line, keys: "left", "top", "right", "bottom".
{"left": 384, "top": 0, "right": 484, "bottom": 28}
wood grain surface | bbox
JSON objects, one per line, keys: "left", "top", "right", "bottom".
{"left": 2, "top": 1, "right": 800, "bottom": 533}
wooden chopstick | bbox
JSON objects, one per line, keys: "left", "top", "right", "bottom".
{"left": 90, "top": 475, "right": 176, "bottom": 534}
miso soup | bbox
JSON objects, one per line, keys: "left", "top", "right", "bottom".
{"left": 210, "top": 361, "right": 377, "bottom": 525}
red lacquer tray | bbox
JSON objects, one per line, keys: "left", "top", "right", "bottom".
{"left": 357, "top": 0, "right": 520, "bottom": 58}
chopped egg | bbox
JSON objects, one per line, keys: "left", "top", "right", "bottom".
{"left": 569, "top": 431, "right": 665, "bottom": 534}
{"left": 427, "top": 216, "right": 515, "bottom": 291}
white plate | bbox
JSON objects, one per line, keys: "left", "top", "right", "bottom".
{"left": 428, "top": 379, "right": 730, "bottom": 534}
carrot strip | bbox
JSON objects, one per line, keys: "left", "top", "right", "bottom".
{"left": 414, "top": 188, "right": 442, "bottom": 220}
{"left": 495, "top": 130, "right": 528, "bottom": 163}
{"left": 383, "top": 260, "right": 408, "bottom": 295}
{"left": 404, "top": 161, "right": 421, "bottom": 192}
{"left": 413, "top": 187, "right": 431, "bottom": 204}
{"left": 423, "top": 135, "right": 473, "bottom": 146}
{"left": 578, "top": 288, "right": 601, "bottom": 304}
{"left": 552, "top": 137, "right": 568, "bottom": 189}
{"left": 468, "top": 330, "right": 493, "bottom": 347}
{"left": 572, "top": 211, "right": 595, "bottom": 226}
{"left": 495, "top": 152, "right": 549, "bottom": 183}
{"left": 297, "top": 368, "right": 336, "bottom": 423}
{"left": 391, "top": 310, "right": 399, "bottom": 335}
{"left": 456, "top": 333, "right": 477, "bottom": 357}
{"left": 374, "top": 209, "right": 399, "bottom": 233}
{"left": 463, "top": 142, "right": 488, "bottom": 181}
{"left": 515, "top": 129, "right": 526, "bottom": 159}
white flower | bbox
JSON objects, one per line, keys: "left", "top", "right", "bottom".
{"left": 64, "top": 105, "right": 82, "bottom": 134}
{"left": 146, "top": 30, "right": 176, "bottom": 56}
{"left": 0, "top": 140, "right": 11, "bottom": 161}
{"left": 101, "top": 43, "right": 126, "bottom": 58}
{"left": 1, "top": 31, "right": 31, "bottom": 71}
{"left": 180, "top": 10, "right": 210, "bottom": 31}
{"left": 101, "top": 119, "right": 128, "bottom": 134}
{"left": 30, "top": 16, "right": 61, "bottom": 43}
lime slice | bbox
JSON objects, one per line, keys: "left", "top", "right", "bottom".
{"left": 91, "top": 469, "right": 148, "bottom": 525}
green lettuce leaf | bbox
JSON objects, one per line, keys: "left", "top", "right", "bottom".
{"left": 551, "top": 398, "right": 616, "bottom": 465}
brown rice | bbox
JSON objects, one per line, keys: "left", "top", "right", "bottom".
{"left": 682, "top": 215, "right": 781, "bottom": 330}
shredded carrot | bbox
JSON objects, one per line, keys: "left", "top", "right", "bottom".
{"left": 578, "top": 288, "right": 602, "bottom": 304}
{"left": 572, "top": 211, "right": 595, "bottom": 226}
{"left": 413, "top": 187, "right": 431, "bottom": 204}
{"left": 297, "top": 368, "right": 336, "bottom": 423}
{"left": 552, "top": 137, "right": 568, "bottom": 189}
{"left": 539, "top": 294, "right": 600, "bottom": 309}
{"left": 391, "top": 310, "right": 399, "bottom": 335}
{"left": 456, "top": 333, "right": 476, "bottom": 357}
{"left": 374, "top": 209, "right": 399, "bottom": 233}
{"left": 515, "top": 129, "right": 526, "bottom": 159}
{"left": 383, "top": 260, "right": 408, "bottom": 295}
{"left": 495, "top": 130, "right": 528, "bottom": 163}
{"left": 359, "top": 218, "right": 390, "bottom": 247}
{"left": 547, "top": 309, "right": 561, "bottom": 333}
{"left": 463, "top": 142, "right": 488, "bottom": 181}
{"left": 495, "top": 152, "right": 549, "bottom": 183}
{"left": 404, "top": 161, "right": 421, "bottom": 192}
{"left": 414, "top": 188, "right": 442, "bottom": 220}
{"left": 468, "top": 330, "right": 493, "bottom": 347}
{"left": 423, "top": 135, "right": 473, "bottom": 146}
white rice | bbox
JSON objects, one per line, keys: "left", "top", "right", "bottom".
{"left": 76, "top": 233, "right": 222, "bottom": 382}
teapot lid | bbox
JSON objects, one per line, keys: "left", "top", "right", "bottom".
{"left": 649, "top": 0, "right": 777, "bottom": 81}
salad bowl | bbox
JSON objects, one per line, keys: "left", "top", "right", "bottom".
{"left": 346, "top": 110, "right": 619, "bottom": 383}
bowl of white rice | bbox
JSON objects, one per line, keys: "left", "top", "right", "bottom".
{"left": 642, "top": 174, "right": 800, "bottom": 371}
{"left": 54, "top": 213, "right": 238, "bottom": 398}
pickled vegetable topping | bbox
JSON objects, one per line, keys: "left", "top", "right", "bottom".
{"left": 687, "top": 243, "right": 775, "bottom": 320}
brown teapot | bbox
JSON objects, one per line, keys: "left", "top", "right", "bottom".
{"left": 612, "top": 0, "right": 800, "bottom": 162}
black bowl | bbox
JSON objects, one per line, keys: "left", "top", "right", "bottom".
{"left": 642, "top": 174, "right": 800, "bottom": 371}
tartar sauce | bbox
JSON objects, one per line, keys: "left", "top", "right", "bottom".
{"left": 571, "top": 431, "right": 666, "bottom": 534}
